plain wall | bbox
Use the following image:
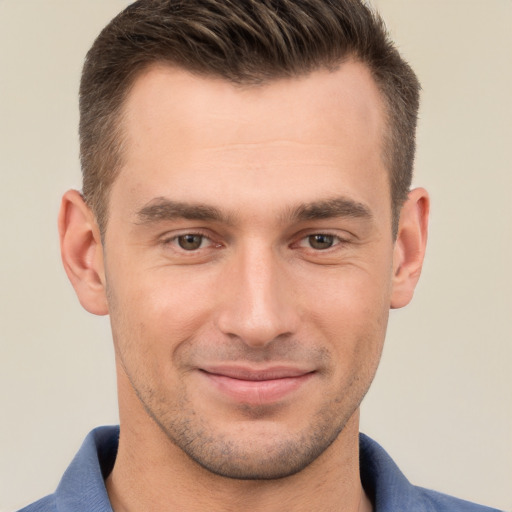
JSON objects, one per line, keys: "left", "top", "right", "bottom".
{"left": 0, "top": 1, "right": 510, "bottom": 510}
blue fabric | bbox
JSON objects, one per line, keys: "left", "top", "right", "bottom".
{"left": 18, "top": 426, "right": 504, "bottom": 511}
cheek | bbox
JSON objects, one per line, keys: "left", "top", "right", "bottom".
{"left": 296, "top": 263, "right": 392, "bottom": 366}
{"left": 107, "top": 264, "right": 218, "bottom": 356}
{"left": 298, "top": 257, "right": 392, "bottom": 320}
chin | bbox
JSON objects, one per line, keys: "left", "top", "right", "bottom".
{"left": 155, "top": 406, "right": 352, "bottom": 480}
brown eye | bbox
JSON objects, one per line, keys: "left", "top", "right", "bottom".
{"left": 177, "top": 234, "right": 204, "bottom": 250}
{"left": 308, "top": 234, "right": 334, "bottom": 250}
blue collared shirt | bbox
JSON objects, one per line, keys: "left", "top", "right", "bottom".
{"left": 18, "top": 426, "right": 504, "bottom": 511}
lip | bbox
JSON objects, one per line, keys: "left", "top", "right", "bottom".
{"left": 199, "top": 366, "right": 315, "bottom": 405}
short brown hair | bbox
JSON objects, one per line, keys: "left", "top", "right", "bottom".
{"left": 80, "top": 0, "right": 420, "bottom": 235}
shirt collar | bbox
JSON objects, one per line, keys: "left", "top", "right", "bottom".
{"left": 359, "top": 433, "right": 430, "bottom": 511}
{"left": 55, "top": 426, "right": 118, "bottom": 512}
{"left": 53, "top": 426, "right": 427, "bottom": 512}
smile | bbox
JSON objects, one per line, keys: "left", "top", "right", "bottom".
{"left": 198, "top": 366, "right": 315, "bottom": 405}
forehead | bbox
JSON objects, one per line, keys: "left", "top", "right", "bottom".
{"left": 112, "top": 61, "right": 389, "bottom": 223}
{"left": 123, "top": 61, "right": 385, "bottom": 150}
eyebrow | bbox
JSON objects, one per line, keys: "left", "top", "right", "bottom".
{"left": 135, "top": 196, "right": 372, "bottom": 225}
{"left": 136, "top": 198, "right": 230, "bottom": 224}
{"left": 285, "top": 197, "right": 373, "bottom": 223}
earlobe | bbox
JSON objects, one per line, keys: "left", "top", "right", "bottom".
{"left": 390, "top": 187, "right": 430, "bottom": 309}
{"left": 58, "top": 190, "right": 109, "bottom": 315}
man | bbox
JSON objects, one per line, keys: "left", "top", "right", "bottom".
{"left": 18, "top": 1, "right": 504, "bottom": 511}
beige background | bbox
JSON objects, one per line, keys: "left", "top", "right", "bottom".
{"left": 0, "top": 1, "right": 510, "bottom": 510}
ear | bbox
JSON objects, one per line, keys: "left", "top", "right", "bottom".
{"left": 390, "top": 187, "right": 430, "bottom": 309}
{"left": 58, "top": 190, "right": 109, "bottom": 315}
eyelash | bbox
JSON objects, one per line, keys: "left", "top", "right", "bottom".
{"left": 295, "top": 233, "right": 347, "bottom": 251}
{"left": 160, "top": 231, "right": 348, "bottom": 253}
{"left": 161, "top": 231, "right": 220, "bottom": 251}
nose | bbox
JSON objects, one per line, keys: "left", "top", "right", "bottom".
{"left": 216, "top": 242, "right": 298, "bottom": 348}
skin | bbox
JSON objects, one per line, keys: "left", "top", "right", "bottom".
{"left": 59, "top": 61, "right": 429, "bottom": 511}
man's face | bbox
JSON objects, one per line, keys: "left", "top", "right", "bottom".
{"left": 103, "top": 62, "right": 395, "bottom": 478}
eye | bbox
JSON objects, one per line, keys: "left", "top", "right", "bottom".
{"left": 176, "top": 234, "right": 206, "bottom": 251}
{"left": 306, "top": 234, "right": 336, "bottom": 250}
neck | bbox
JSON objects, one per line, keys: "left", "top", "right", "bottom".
{"left": 106, "top": 409, "right": 372, "bottom": 512}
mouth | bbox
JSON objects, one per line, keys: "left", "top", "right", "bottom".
{"left": 198, "top": 365, "right": 315, "bottom": 405}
